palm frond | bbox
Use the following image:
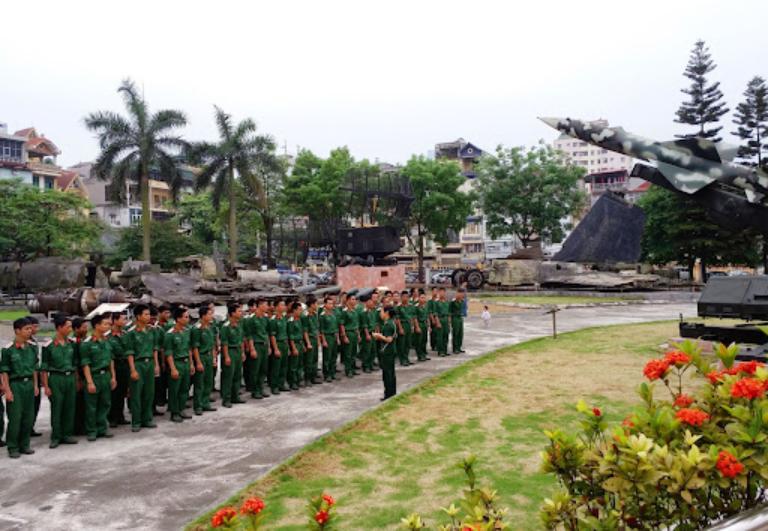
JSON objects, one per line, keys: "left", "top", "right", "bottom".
{"left": 185, "top": 141, "right": 220, "bottom": 165}
{"left": 232, "top": 117, "right": 257, "bottom": 141}
{"left": 214, "top": 106, "right": 233, "bottom": 142}
{"left": 118, "top": 78, "right": 148, "bottom": 133}
{"left": 157, "top": 151, "right": 184, "bottom": 203}
{"left": 194, "top": 156, "right": 226, "bottom": 191}
{"left": 154, "top": 135, "right": 190, "bottom": 153}
{"left": 92, "top": 140, "right": 137, "bottom": 181}
{"left": 110, "top": 152, "right": 140, "bottom": 203}
{"left": 149, "top": 109, "right": 187, "bottom": 135}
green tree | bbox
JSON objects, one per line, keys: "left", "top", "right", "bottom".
{"left": 84, "top": 78, "right": 188, "bottom": 263}
{"left": 476, "top": 144, "right": 585, "bottom": 249}
{"left": 176, "top": 192, "right": 221, "bottom": 247}
{"left": 732, "top": 76, "right": 768, "bottom": 169}
{"left": 0, "top": 180, "right": 101, "bottom": 263}
{"left": 189, "top": 106, "right": 278, "bottom": 264}
{"left": 639, "top": 186, "right": 759, "bottom": 278}
{"left": 109, "top": 220, "right": 207, "bottom": 270}
{"left": 401, "top": 156, "right": 474, "bottom": 279}
{"left": 241, "top": 155, "right": 289, "bottom": 266}
{"left": 674, "top": 40, "right": 729, "bottom": 141}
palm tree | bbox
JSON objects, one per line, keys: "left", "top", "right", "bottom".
{"left": 189, "top": 107, "right": 278, "bottom": 264}
{"left": 84, "top": 79, "right": 188, "bottom": 262}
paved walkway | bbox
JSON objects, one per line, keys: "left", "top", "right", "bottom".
{"left": 0, "top": 303, "right": 696, "bottom": 530}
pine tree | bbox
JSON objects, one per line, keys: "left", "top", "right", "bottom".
{"left": 732, "top": 76, "right": 768, "bottom": 169}
{"left": 674, "top": 40, "right": 729, "bottom": 141}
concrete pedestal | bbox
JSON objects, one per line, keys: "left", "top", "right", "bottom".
{"left": 336, "top": 264, "right": 406, "bottom": 292}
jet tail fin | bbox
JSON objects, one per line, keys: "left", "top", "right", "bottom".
{"left": 656, "top": 161, "right": 714, "bottom": 194}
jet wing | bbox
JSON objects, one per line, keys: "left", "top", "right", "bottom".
{"left": 656, "top": 161, "right": 716, "bottom": 194}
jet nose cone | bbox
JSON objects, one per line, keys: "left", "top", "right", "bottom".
{"left": 538, "top": 116, "right": 567, "bottom": 130}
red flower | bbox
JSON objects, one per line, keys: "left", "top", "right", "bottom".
{"left": 592, "top": 407, "right": 602, "bottom": 417}
{"left": 731, "top": 378, "right": 766, "bottom": 400}
{"left": 664, "top": 350, "right": 691, "bottom": 366}
{"left": 733, "top": 360, "right": 764, "bottom": 375}
{"left": 675, "top": 408, "right": 709, "bottom": 427}
{"left": 717, "top": 450, "right": 744, "bottom": 478}
{"left": 322, "top": 493, "right": 335, "bottom": 506}
{"left": 707, "top": 370, "right": 724, "bottom": 384}
{"left": 643, "top": 359, "right": 670, "bottom": 381}
{"left": 211, "top": 507, "right": 237, "bottom": 528}
{"left": 622, "top": 416, "right": 635, "bottom": 429}
{"left": 240, "top": 497, "right": 265, "bottom": 515}
{"left": 315, "top": 510, "right": 330, "bottom": 525}
{"left": 674, "top": 394, "right": 694, "bottom": 408}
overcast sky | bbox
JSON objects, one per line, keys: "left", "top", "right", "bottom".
{"left": 2, "top": 0, "right": 766, "bottom": 167}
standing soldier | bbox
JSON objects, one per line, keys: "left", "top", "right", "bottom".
{"left": 108, "top": 312, "right": 131, "bottom": 428}
{"left": 319, "top": 296, "right": 339, "bottom": 382}
{"left": 241, "top": 301, "right": 255, "bottom": 394}
{"left": 219, "top": 303, "right": 246, "bottom": 407}
{"left": 338, "top": 294, "right": 360, "bottom": 378}
{"left": 72, "top": 317, "right": 89, "bottom": 435}
{"left": 164, "top": 307, "right": 194, "bottom": 422}
{"left": 396, "top": 291, "right": 414, "bottom": 366}
{"left": 428, "top": 287, "right": 439, "bottom": 353}
{"left": 414, "top": 291, "right": 431, "bottom": 362}
{"left": 125, "top": 304, "right": 159, "bottom": 432}
{"left": 27, "top": 316, "right": 43, "bottom": 438}
{"left": 372, "top": 307, "right": 397, "bottom": 401}
{"left": 1, "top": 318, "right": 39, "bottom": 457}
{"left": 244, "top": 299, "right": 269, "bottom": 399}
{"left": 40, "top": 315, "right": 79, "bottom": 448}
{"left": 191, "top": 304, "right": 218, "bottom": 414}
{"left": 302, "top": 296, "right": 321, "bottom": 385}
{"left": 269, "top": 300, "right": 290, "bottom": 394}
{"left": 154, "top": 305, "right": 173, "bottom": 415}
{"left": 286, "top": 302, "right": 304, "bottom": 391}
{"left": 80, "top": 314, "right": 117, "bottom": 441}
{"left": 435, "top": 287, "right": 450, "bottom": 356}
{"left": 450, "top": 288, "right": 466, "bottom": 354}
{"left": 360, "top": 295, "right": 378, "bottom": 373}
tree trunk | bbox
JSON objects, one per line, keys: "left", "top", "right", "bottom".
{"left": 228, "top": 164, "right": 237, "bottom": 265}
{"left": 418, "top": 234, "right": 425, "bottom": 283}
{"left": 264, "top": 218, "right": 274, "bottom": 268}
{"left": 699, "top": 256, "right": 707, "bottom": 283}
{"left": 762, "top": 233, "right": 768, "bottom": 272}
{"left": 687, "top": 257, "right": 695, "bottom": 281}
{"left": 141, "top": 172, "right": 151, "bottom": 262}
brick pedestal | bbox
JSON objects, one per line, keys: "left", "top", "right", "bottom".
{"left": 336, "top": 264, "right": 405, "bottom": 292}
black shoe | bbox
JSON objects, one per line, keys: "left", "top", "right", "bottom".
{"left": 62, "top": 437, "right": 78, "bottom": 444}
{"left": 131, "top": 426, "right": 141, "bottom": 432}
{"left": 232, "top": 398, "right": 246, "bottom": 404}
{"left": 21, "top": 448, "right": 35, "bottom": 455}
{"left": 280, "top": 386, "right": 290, "bottom": 392}
{"left": 425, "top": 357, "right": 432, "bottom": 361}
{"left": 30, "top": 430, "right": 42, "bottom": 437}
{"left": 142, "top": 422, "right": 158, "bottom": 428}
{"left": 49, "top": 440, "right": 60, "bottom": 449}
{"left": 171, "top": 414, "right": 183, "bottom": 422}
{"left": 180, "top": 412, "right": 193, "bottom": 419}
{"left": 194, "top": 409, "right": 203, "bottom": 416}
{"left": 203, "top": 406, "right": 217, "bottom": 412}
{"left": 0, "top": 440, "right": 6, "bottom": 448}
{"left": 222, "top": 402, "right": 232, "bottom": 408}
{"left": 153, "top": 409, "right": 164, "bottom": 417}
{"left": 271, "top": 388, "right": 280, "bottom": 395}
{"left": 118, "top": 419, "right": 131, "bottom": 425}
{"left": 291, "top": 384, "right": 299, "bottom": 391}
{"left": 101, "top": 432, "right": 114, "bottom": 438}
{"left": 9, "top": 451, "right": 20, "bottom": 458}
{"left": 87, "top": 435, "right": 97, "bottom": 441}
{"left": 109, "top": 421, "right": 118, "bottom": 428}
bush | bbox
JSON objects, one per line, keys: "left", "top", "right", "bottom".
{"left": 540, "top": 340, "right": 768, "bottom": 530}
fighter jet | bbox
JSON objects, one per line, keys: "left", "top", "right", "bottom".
{"left": 540, "top": 117, "right": 768, "bottom": 232}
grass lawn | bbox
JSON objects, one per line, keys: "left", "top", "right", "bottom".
{"left": 479, "top": 294, "right": 643, "bottom": 306}
{"left": 189, "top": 320, "right": 693, "bottom": 530}
{"left": 0, "top": 309, "right": 30, "bottom": 321}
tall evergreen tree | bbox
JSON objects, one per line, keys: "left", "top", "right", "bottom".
{"left": 732, "top": 76, "right": 768, "bottom": 169}
{"left": 674, "top": 40, "right": 729, "bottom": 141}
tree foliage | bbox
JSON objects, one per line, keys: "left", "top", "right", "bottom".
{"left": 84, "top": 78, "right": 188, "bottom": 262}
{"left": 476, "top": 144, "right": 585, "bottom": 248}
{"left": 0, "top": 180, "right": 102, "bottom": 263}
{"left": 732, "top": 76, "right": 768, "bottom": 169}
{"left": 108, "top": 219, "right": 207, "bottom": 270}
{"left": 674, "top": 40, "right": 729, "bottom": 141}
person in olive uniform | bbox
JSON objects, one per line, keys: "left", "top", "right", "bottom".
{"left": 219, "top": 303, "right": 246, "bottom": 407}
{"left": 414, "top": 291, "right": 431, "bottom": 362}
{"left": 427, "top": 287, "right": 439, "bottom": 352}
{"left": 319, "top": 296, "right": 339, "bottom": 382}
{"left": 40, "top": 315, "right": 79, "bottom": 448}
{"left": 360, "top": 296, "right": 378, "bottom": 372}
{"left": 268, "top": 300, "right": 290, "bottom": 394}
{"left": 373, "top": 307, "right": 397, "bottom": 400}
{"left": 449, "top": 288, "right": 466, "bottom": 354}
{"left": 108, "top": 312, "right": 131, "bottom": 428}
{"left": 154, "top": 305, "right": 173, "bottom": 413}
{"left": 244, "top": 299, "right": 269, "bottom": 399}
{"left": 27, "top": 316, "right": 43, "bottom": 438}
{"left": 286, "top": 302, "right": 305, "bottom": 391}
{"left": 191, "top": 304, "right": 218, "bottom": 413}
{"left": 435, "top": 288, "right": 450, "bottom": 356}
{"left": 71, "top": 317, "right": 89, "bottom": 435}
{"left": 80, "top": 314, "right": 117, "bottom": 441}
{"left": 301, "top": 296, "right": 321, "bottom": 385}
{"left": 164, "top": 307, "right": 195, "bottom": 423}
{"left": 339, "top": 294, "right": 361, "bottom": 378}
{"left": 125, "top": 304, "right": 159, "bottom": 432}
{"left": 396, "top": 291, "right": 414, "bottom": 366}
{"left": 1, "top": 318, "right": 40, "bottom": 457}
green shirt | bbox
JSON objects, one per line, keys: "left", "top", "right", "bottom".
{"left": 319, "top": 311, "right": 338, "bottom": 336}
{"left": 302, "top": 312, "right": 319, "bottom": 339}
{"left": 125, "top": 327, "right": 156, "bottom": 360}
{"left": 269, "top": 316, "right": 289, "bottom": 342}
{"left": 427, "top": 299, "right": 436, "bottom": 317}
{"left": 163, "top": 328, "right": 191, "bottom": 361}
{"left": 339, "top": 307, "right": 359, "bottom": 331}
{"left": 435, "top": 300, "right": 450, "bottom": 319}
{"left": 379, "top": 320, "right": 397, "bottom": 353}
{"left": 109, "top": 331, "right": 130, "bottom": 361}
{"left": 356, "top": 304, "right": 368, "bottom": 332}
{"left": 366, "top": 307, "right": 378, "bottom": 331}
{"left": 220, "top": 320, "right": 245, "bottom": 350}
{"left": 79, "top": 337, "right": 113, "bottom": 371}
{"left": 41, "top": 339, "right": 76, "bottom": 372}
{"left": 287, "top": 316, "right": 304, "bottom": 342}
{"left": 249, "top": 315, "right": 270, "bottom": 344}
{"left": 0, "top": 341, "right": 39, "bottom": 378}
{"left": 415, "top": 304, "right": 429, "bottom": 325}
{"left": 191, "top": 323, "right": 217, "bottom": 355}
{"left": 449, "top": 299, "right": 463, "bottom": 318}
{"left": 397, "top": 304, "right": 413, "bottom": 332}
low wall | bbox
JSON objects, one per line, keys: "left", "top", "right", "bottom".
{"left": 336, "top": 264, "right": 405, "bottom": 292}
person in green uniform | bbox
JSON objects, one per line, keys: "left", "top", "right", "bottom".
{"left": 269, "top": 300, "right": 290, "bottom": 394}
{"left": 153, "top": 305, "right": 172, "bottom": 414}
{"left": 125, "top": 304, "right": 159, "bottom": 432}
{"left": 108, "top": 312, "right": 131, "bottom": 428}
{"left": 40, "top": 315, "right": 79, "bottom": 448}
{"left": 428, "top": 287, "right": 439, "bottom": 352}
{"left": 286, "top": 302, "right": 305, "bottom": 391}
{"left": 319, "top": 296, "right": 339, "bottom": 382}
{"left": 301, "top": 296, "right": 321, "bottom": 385}
{"left": 414, "top": 291, "right": 431, "bottom": 362}
{"left": 191, "top": 304, "right": 218, "bottom": 413}
{"left": 164, "top": 307, "right": 194, "bottom": 422}
{"left": 71, "top": 317, "right": 89, "bottom": 435}
{"left": 396, "top": 291, "right": 414, "bottom": 366}
{"left": 241, "top": 301, "right": 255, "bottom": 393}
{"left": 359, "top": 295, "right": 377, "bottom": 372}
{"left": 435, "top": 288, "right": 450, "bottom": 356}
{"left": 449, "top": 288, "right": 466, "bottom": 354}
{"left": 219, "top": 303, "right": 246, "bottom": 407}
{"left": 27, "top": 316, "right": 43, "bottom": 439}
{"left": 339, "top": 294, "right": 360, "bottom": 378}
{"left": 372, "top": 307, "right": 397, "bottom": 400}
{"left": 80, "top": 314, "right": 117, "bottom": 441}
{"left": 244, "top": 299, "right": 269, "bottom": 399}
{"left": 1, "top": 318, "right": 39, "bottom": 457}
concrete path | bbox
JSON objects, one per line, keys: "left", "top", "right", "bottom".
{"left": 0, "top": 303, "right": 695, "bottom": 530}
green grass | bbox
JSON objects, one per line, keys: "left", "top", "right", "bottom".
{"left": 188, "top": 320, "right": 683, "bottom": 530}
{"left": 0, "top": 309, "right": 30, "bottom": 321}
{"left": 480, "top": 294, "right": 643, "bottom": 306}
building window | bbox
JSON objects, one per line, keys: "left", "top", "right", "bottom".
{"left": 45, "top": 177, "right": 54, "bottom": 189}
{"left": 32, "top": 175, "right": 39, "bottom": 188}
{"left": 465, "top": 243, "right": 483, "bottom": 254}
{"left": 464, "top": 221, "right": 482, "bottom": 235}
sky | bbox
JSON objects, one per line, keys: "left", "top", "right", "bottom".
{"left": 2, "top": 0, "right": 767, "bottom": 167}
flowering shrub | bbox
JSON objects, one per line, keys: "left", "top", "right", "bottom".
{"left": 307, "top": 492, "right": 338, "bottom": 530}
{"left": 541, "top": 340, "right": 768, "bottom": 529}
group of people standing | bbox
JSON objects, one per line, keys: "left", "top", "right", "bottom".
{"left": 0, "top": 285, "right": 466, "bottom": 459}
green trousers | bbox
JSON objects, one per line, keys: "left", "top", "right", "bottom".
{"left": 49, "top": 372, "right": 76, "bottom": 444}
{"left": 360, "top": 335, "right": 375, "bottom": 371}
{"left": 397, "top": 327, "right": 412, "bottom": 365}
{"left": 437, "top": 318, "right": 450, "bottom": 356}
{"left": 305, "top": 338, "right": 319, "bottom": 382}
{"left": 276, "top": 339, "right": 289, "bottom": 389}
{"left": 451, "top": 316, "right": 464, "bottom": 353}
{"left": 381, "top": 346, "right": 397, "bottom": 399}
{"left": 84, "top": 371, "right": 111, "bottom": 437}
{"left": 130, "top": 358, "right": 155, "bottom": 427}
{"left": 322, "top": 337, "right": 337, "bottom": 379}
{"left": 220, "top": 347, "right": 243, "bottom": 404}
{"left": 430, "top": 322, "right": 437, "bottom": 351}
{"left": 109, "top": 359, "right": 130, "bottom": 424}
{"left": 6, "top": 379, "right": 34, "bottom": 453}
{"left": 415, "top": 324, "right": 428, "bottom": 360}
{"left": 168, "top": 359, "right": 190, "bottom": 415}
{"left": 287, "top": 343, "right": 301, "bottom": 388}
{"left": 343, "top": 331, "right": 359, "bottom": 376}
{"left": 246, "top": 343, "right": 267, "bottom": 397}
{"left": 193, "top": 352, "right": 215, "bottom": 410}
